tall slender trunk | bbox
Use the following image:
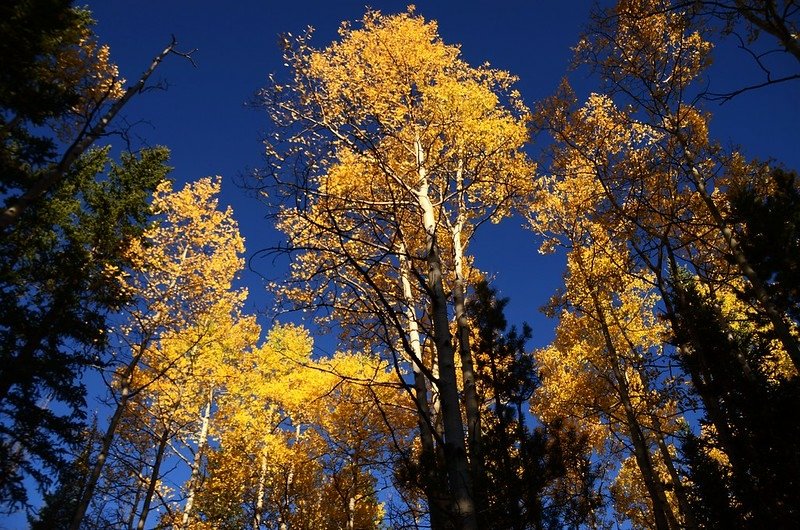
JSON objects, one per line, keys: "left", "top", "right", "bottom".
{"left": 278, "top": 464, "right": 294, "bottom": 530}
{"left": 71, "top": 255, "right": 192, "bottom": 530}
{"left": 611, "top": 359, "right": 678, "bottom": 530}
{"left": 253, "top": 452, "right": 269, "bottom": 529}
{"left": 179, "top": 388, "right": 214, "bottom": 529}
{"left": 399, "top": 249, "right": 447, "bottom": 528}
{"left": 126, "top": 462, "right": 146, "bottom": 530}
{"left": 277, "top": 425, "right": 300, "bottom": 530}
{"left": 70, "top": 241, "right": 196, "bottom": 530}
{"left": 607, "top": 255, "right": 695, "bottom": 528}
{"left": 414, "top": 136, "right": 477, "bottom": 529}
{"left": 651, "top": 415, "right": 696, "bottom": 530}
{"left": 584, "top": 278, "right": 675, "bottom": 530}
{"left": 450, "top": 162, "right": 486, "bottom": 517}
{"left": 453, "top": 259, "right": 486, "bottom": 519}
{"left": 70, "top": 351, "right": 140, "bottom": 530}
{"left": 427, "top": 242, "right": 476, "bottom": 529}
{"left": 136, "top": 426, "right": 170, "bottom": 530}
{"left": 1, "top": 39, "right": 183, "bottom": 230}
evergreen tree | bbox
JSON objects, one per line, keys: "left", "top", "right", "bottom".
{"left": 0, "top": 147, "right": 168, "bottom": 509}
{"left": 0, "top": 0, "right": 91, "bottom": 193}
{"left": 468, "top": 280, "right": 601, "bottom": 529}
{"left": 668, "top": 274, "right": 800, "bottom": 527}
{"left": 729, "top": 167, "right": 800, "bottom": 329}
{"left": 28, "top": 422, "right": 101, "bottom": 529}
{"left": 1, "top": 0, "right": 182, "bottom": 510}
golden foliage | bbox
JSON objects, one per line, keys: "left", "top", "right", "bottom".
{"left": 195, "top": 324, "right": 411, "bottom": 529}
{"left": 269, "top": 8, "right": 535, "bottom": 330}
{"left": 122, "top": 177, "right": 245, "bottom": 335}
{"left": 610, "top": 452, "right": 682, "bottom": 530}
{"left": 53, "top": 20, "right": 126, "bottom": 140}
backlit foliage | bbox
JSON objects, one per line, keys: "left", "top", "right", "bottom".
{"left": 264, "top": 7, "right": 533, "bottom": 326}
{"left": 533, "top": 0, "right": 800, "bottom": 527}
{"left": 189, "top": 326, "right": 412, "bottom": 529}
{"left": 260, "top": 9, "right": 534, "bottom": 526}
{"left": 611, "top": 453, "right": 682, "bottom": 530}
{"left": 82, "top": 177, "right": 252, "bottom": 527}
{"left": 87, "top": 179, "right": 404, "bottom": 529}
{"left": 53, "top": 20, "right": 126, "bottom": 140}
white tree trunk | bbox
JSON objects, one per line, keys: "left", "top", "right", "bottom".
{"left": 413, "top": 135, "right": 477, "bottom": 529}
{"left": 179, "top": 388, "right": 214, "bottom": 529}
{"left": 253, "top": 452, "right": 268, "bottom": 529}
{"left": 399, "top": 248, "right": 445, "bottom": 527}
{"left": 450, "top": 162, "right": 485, "bottom": 504}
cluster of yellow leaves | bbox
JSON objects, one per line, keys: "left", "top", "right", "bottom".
{"left": 215, "top": 324, "right": 314, "bottom": 439}
{"left": 530, "top": 44, "right": 694, "bottom": 524}
{"left": 104, "top": 176, "right": 409, "bottom": 528}
{"left": 531, "top": 95, "right": 673, "bottom": 449}
{"left": 694, "top": 278, "right": 796, "bottom": 382}
{"left": 61, "top": 35, "right": 125, "bottom": 106}
{"left": 531, "top": 90, "right": 657, "bottom": 254}
{"left": 547, "top": 3, "right": 730, "bottom": 276}
{"left": 123, "top": 177, "right": 245, "bottom": 335}
{"left": 304, "top": 8, "right": 533, "bottom": 211}
{"left": 131, "top": 305, "right": 259, "bottom": 431}
{"left": 100, "top": 176, "right": 257, "bottom": 525}
{"left": 108, "top": 177, "right": 248, "bottom": 401}
{"left": 54, "top": 21, "right": 126, "bottom": 140}
{"left": 189, "top": 324, "right": 413, "bottom": 529}
{"left": 611, "top": 451, "right": 682, "bottom": 530}
{"left": 580, "top": 0, "right": 714, "bottom": 92}
{"left": 272, "top": 8, "right": 534, "bottom": 325}
{"left": 527, "top": 2, "right": 800, "bottom": 527}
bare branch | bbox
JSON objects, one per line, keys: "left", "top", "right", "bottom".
{"left": 1, "top": 37, "right": 195, "bottom": 231}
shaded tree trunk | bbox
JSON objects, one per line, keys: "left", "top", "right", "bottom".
{"left": 586, "top": 283, "right": 676, "bottom": 530}
{"left": 126, "top": 462, "right": 146, "bottom": 530}
{"left": 451, "top": 210, "right": 486, "bottom": 517}
{"left": 427, "top": 242, "right": 476, "bottom": 529}
{"left": 136, "top": 426, "right": 170, "bottom": 530}
{"left": 415, "top": 135, "right": 476, "bottom": 529}
{"left": 651, "top": 415, "right": 696, "bottom": 530}
{"left": 1, "top": 39, "right": 184, "bottom": 230}
{"left": 399, "top": 248, "right": 447, "bottom": 528}
{"left": 70, "top": 357, "right": 138, "bottom": 530}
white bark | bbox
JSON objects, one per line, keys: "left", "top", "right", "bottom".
{"left": 413, "top": 134, "right": 477, "bottom": 529}
{"left": 179, "top": 388, "right": 214, "bottom": 529}
{"left": 253, "top": 452, "right": 269, "bottom": 529}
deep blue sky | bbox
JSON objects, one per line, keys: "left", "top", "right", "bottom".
{"left": 84, "top": 0, "right": 800, "bottom": 349}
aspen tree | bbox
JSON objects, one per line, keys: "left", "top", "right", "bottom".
{"left": 260, "top": 9, "right": 533, "bottom": 526}
{"left": 535, "top": 0, "right": 800, "bottom": 524}
{"left": 71, "top": 178, "right": 246, "bottom": 528}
